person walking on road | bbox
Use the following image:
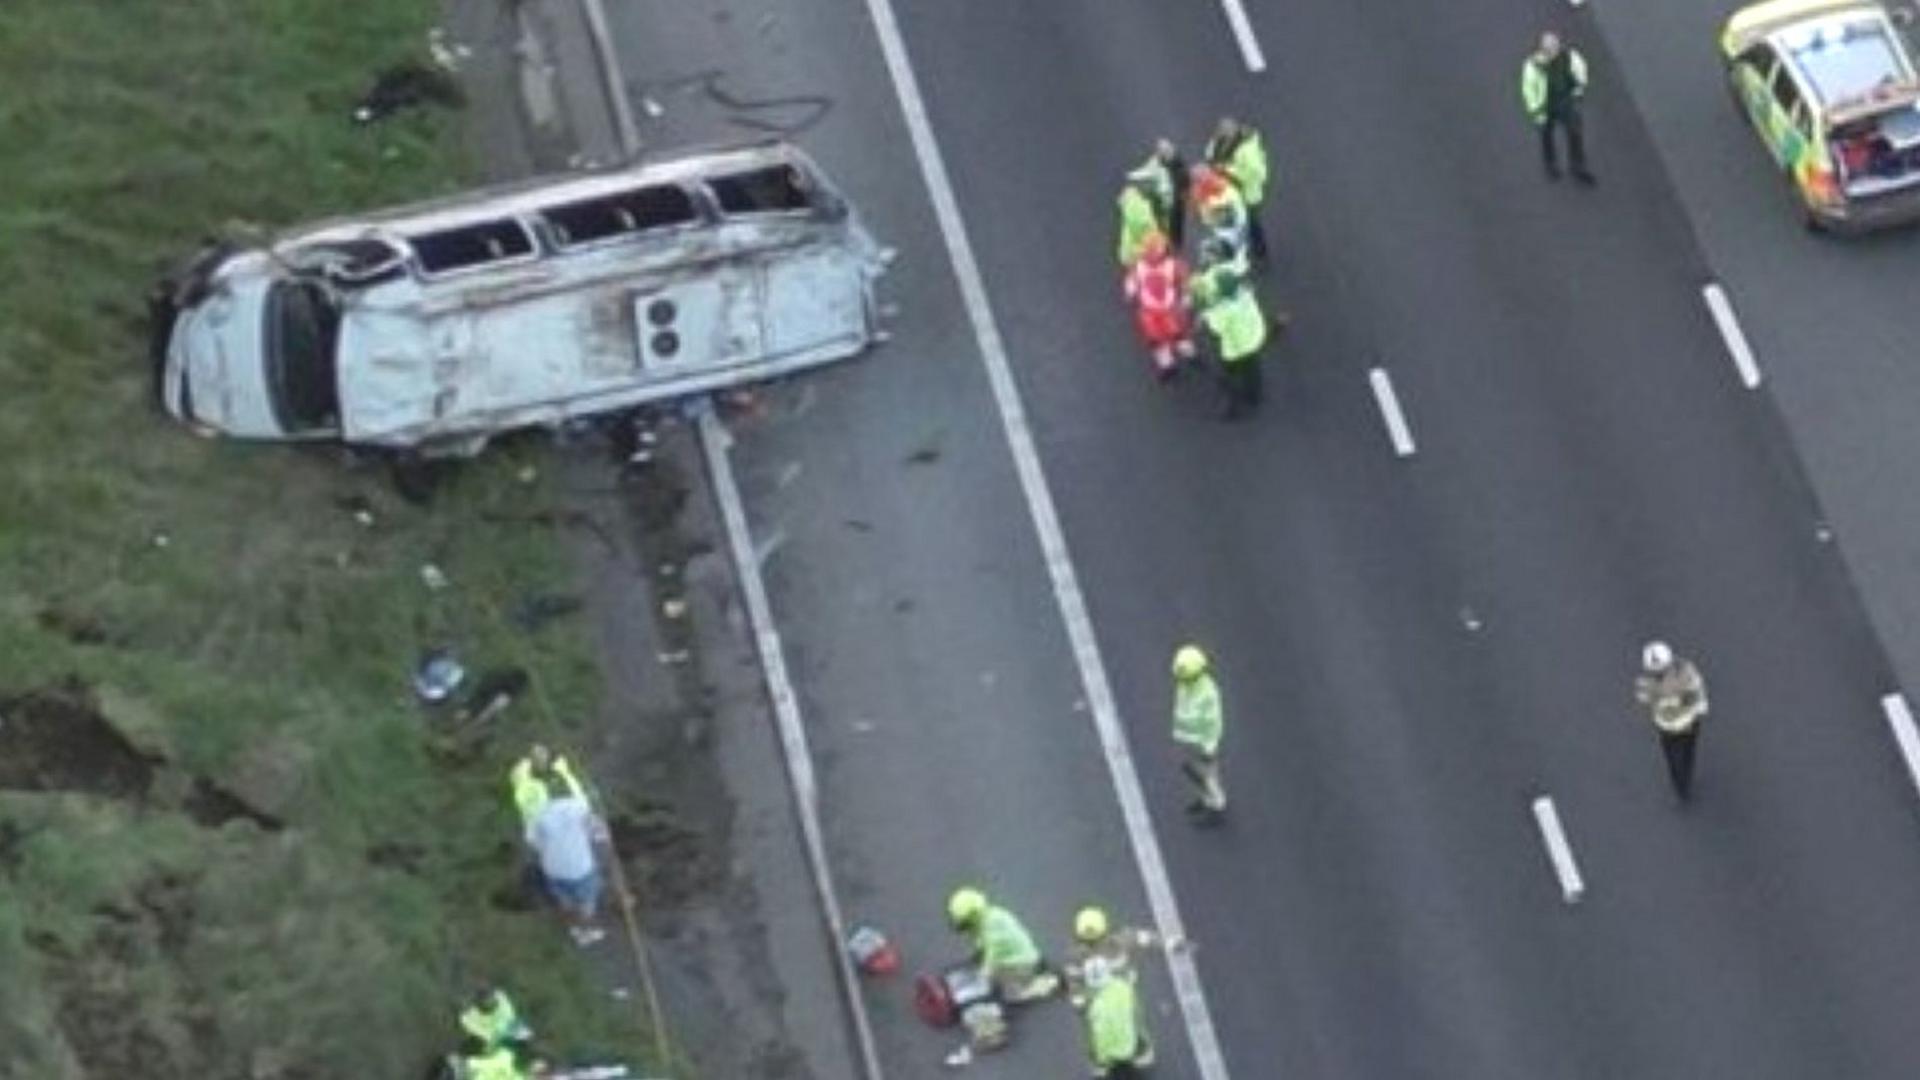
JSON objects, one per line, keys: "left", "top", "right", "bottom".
{"left": 1132, "top": 139, "right": 1189, "bottom": 250}
{"left": 1084, "top": 975, "right": 1155, "bottom": 1078}
{"left": 1635, "top": 640, "right": 1709, "bottom": 801}
{"left": 1192, "top": 241, "right": 1275, "bottom": 419}
{"left": 1172, "top": 644, "right": 1228, "bottom": 818}
{"left": 1203, "top": 117, "right": 1270, "bottom": 262}
{"left": 1521, "top": 31, "right": 1595, "bottom": 184}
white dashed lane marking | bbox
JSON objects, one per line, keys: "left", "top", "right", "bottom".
{"left": 1370, "top": 366, "right": 1419, "bottom": 458}
{"left": 1703, "top": 283, "right": 1764, "bottom": 390}
{"left": 1531, "top": 795, "right": 1587, "bottom": 905}
{"left": 1217, "top": 0, "right": 1269, "bottom": 73}
{"left": 1880, "top": 694, "right": 1920, "bottom": 800}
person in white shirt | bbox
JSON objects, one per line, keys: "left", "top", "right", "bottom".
{"left": 527, "top": 791, "right": 608, "bottom": 946}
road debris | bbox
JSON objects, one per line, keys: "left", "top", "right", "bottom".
{"left": 846, "top": 925, "right": 900, "bottom": 975}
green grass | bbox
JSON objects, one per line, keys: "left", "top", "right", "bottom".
{"left": 0, "top": 2, "right": 652, "bottom": 1075}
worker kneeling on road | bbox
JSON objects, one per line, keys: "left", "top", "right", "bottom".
{"left": 940, "top": 886, "right": 1060, "bottom": 1066}
{"left": 948, "top": 886, "right": 1060, "bottom": 1002}
{"left": 1086, "top": 975, "right": 1155, "bottom": 1078}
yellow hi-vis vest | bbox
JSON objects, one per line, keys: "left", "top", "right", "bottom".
{"left": 461, "top": 1047, "right": 526, "bottom": 1080}
{"left": 975, "top": 905, "right": 1042, "bottom": 972}
{"left": 459, "top": 991, "right": 528, "bottom": 1049}
{"left": 1116, "top": 185, "right": 1159, "bottom": 268}
{"left": 1196, "top": 277, "right": 1267, "bottom": 364}
{"left": 1087, "top": 977, "right": 1143, "bottom": 1067}
{"left": 509, "top": 755, "right": 585, "bottom": 825}
{"left": 1207, "top": 129, "right": 1270, "bottom": 206}
{"left": 1172, "top": 672, "right": 1223, "bottom": 756}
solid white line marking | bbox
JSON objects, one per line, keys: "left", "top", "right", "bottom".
{"left": 1531, "top": 796, "right": 1586, "bottom": 905}
{"left": 1702, "top": 283, "right": 1763, "bottom": 390}
{"left": 1216, "top": 0, "right": 1269, "bottom": 73}
{"left": 699, "top": 413, "right": 888, "bottom": 1080}
{"left": 1368, "top": 367, "right": 1417, "bottom": 458}
{"left": 578, "top": 0, "right": 642, "bottom": 154}
{"left": 1880, "top": 694, "right": 1920, "bottom": 798}
{"left": 574, "top": 4, "right": 881, "bottom": 1074}
{"left": 855, "top": 1, "right": 1231, "bottom": 1077}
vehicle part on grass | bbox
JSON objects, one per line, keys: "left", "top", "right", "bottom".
{"left": 153, "top": 142, "right": 891, "bottom": 458}
{"left": 412, "top": 647, "right": 466, "bottom": 704}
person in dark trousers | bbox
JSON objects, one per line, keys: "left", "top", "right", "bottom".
{"left": 1635, "top": 641, "right": 1709, "bottom": 801}
{"left": 1520, "top": 32, "right": 1594, "bottom": 184}
{"left": 1192, "top": 238, "right": 1274, "bottom": 420}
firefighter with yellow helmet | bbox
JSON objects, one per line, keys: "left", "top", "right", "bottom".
{"left": 1172, "top": 644, "right": 1227, "bottom": 819}
{"left": 946, "top": 886, "right": 1059, "bottom": 1002}
{"left": 1063, "top": 905, "right": 1186, "bottom": 1009}
{"left": 940, "top": 886, "right": 1059, "bottom": 1067}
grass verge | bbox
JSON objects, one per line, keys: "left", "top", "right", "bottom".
{"left": 0, "top": 1, "right": 651, "bottom": 1075}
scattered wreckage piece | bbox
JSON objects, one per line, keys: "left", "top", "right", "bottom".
{"left": 150, "top": 141, "right": 891, "bottom": 458}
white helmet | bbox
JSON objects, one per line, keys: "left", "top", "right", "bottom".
{"left": 1642, "top": 640, "right": 1674, "bottom": 672}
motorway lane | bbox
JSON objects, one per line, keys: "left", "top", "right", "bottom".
{"left": 603, "top": 1, "right": 1211, "bottom": 1076}
{"left": 1590, "top": 0, "right": 1920, "bottom": 710}
{"left": 889, "top": 0, "right": 1920, "bottom": 1076}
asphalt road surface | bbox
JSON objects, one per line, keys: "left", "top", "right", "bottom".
{"left": 606, "top": 0, "right": 1920, "bottom": 1074}
{"left": 873, "top": 0, "right": 1920, "bottom": 1076}
{"left": 1592, "top": 0, "right": 1920, "bottom": 703}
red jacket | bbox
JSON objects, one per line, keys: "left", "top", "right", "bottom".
{"left": 1125, "top": 253, "right": 1190, "bottom": 345}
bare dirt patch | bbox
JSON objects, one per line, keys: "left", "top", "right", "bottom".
{"left": 0, "top": 682, "right": 286, "bottom": 833}
{"left": 183, "top": 777, "right": 285, "bottom": 831}
{"left": 608, "top": 803, "right": 723, "bottom": 910}
{"left": 0, "top": 683, "right": 160, "bottom": 799}
{"left": 36, "top": 605, "right": 127, "bottom": 648}
{"left": 37, "top": 871, "right": 207, "bottom": 1080}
